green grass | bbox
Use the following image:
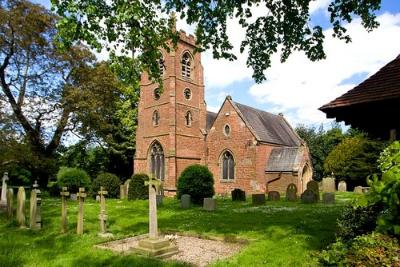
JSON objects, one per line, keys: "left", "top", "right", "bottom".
{"left": 0, "top": 192, "right": 359, "bottom": 267}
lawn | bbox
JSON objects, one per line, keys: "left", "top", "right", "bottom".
{"left": 0, "top": 192, "right": 358, "bottom": 267}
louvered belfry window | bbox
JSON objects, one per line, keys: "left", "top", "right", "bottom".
{"left": 181, "top": 52, "right": 191, "bottom": 78}
{"left": 222, "top": 151, "right": 235, "bottom": 180}
{"left": 150, "top": 142, "right": 164, "bottom": 181}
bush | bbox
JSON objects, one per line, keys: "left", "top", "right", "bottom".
{"left": 318, "top": 233, "right": 400, "bottom": 266}
{"left": 177, "top": 164, "right": 214, "bottom": 204}
{"left": 92, "top": 172, "right": 121, "bottom": 198}
{"left": 56, "top": 167, "right": 91, "bottom": 193}
{"left": 128, "top": 173, "right": 149, "bottom": 200}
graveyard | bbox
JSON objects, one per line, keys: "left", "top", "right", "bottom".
{"left": 0, "top": 183, "right": 359, "bottom": 267}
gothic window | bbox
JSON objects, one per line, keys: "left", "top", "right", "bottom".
{"left": 221, "top": 151, "right": 235, "bottom": 180}
{"left": 154, "top": 88, "right": 161, "bottom": 100}
{"left": 152, "top": 110, "right": 160, "bottom": 126}
{"left": 184, "top": 88, "right": 192, "bottom": 100}
{"left": 185, "top": 111, "right": 192, "bottom": 127}
{"left": 181, "top": 52, "right": 191, "bottom": 78}
{"left": 159, "top": 58, "right": 165, "bottom": 75}
{"left": 224, "top": 124, "right": 231, "bottom": 136}
{"left": 150, "top": 141, "right": 165, "bottom": 181}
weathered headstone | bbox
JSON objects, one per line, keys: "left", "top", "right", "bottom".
{"left": 156, "top": 194, "right": 163, "bottom": 206}
{"left": 180, "top": 194, "right": 191, "bottom": 208}
{"left": 354, "top": 186, "right": 363, "bottom": 194}
{"left": 29, "top": 181, "right": 42, "bottom": 230}
{"left": 120, "top": 184, "right": 126, "bottom": 200}
{"left": 16, "top": 187, "right": 26, "bottom": 227}
{"left": 322, "top": 177, "right": 336, "bottom": 193}
{"left": 98, "top": 186, "right": 108, "bottom": 234}
{"left": 301, "top": 189, "right": 318, "bottom": 204}
{"left": 60, "top": 187, "right": 69, "bottom": 233}
{"left": 203, "top": 198, "right": 216, "bottom": 211}
{"left": 322, "top": 192, "right": 335, "bottom": 204}
{"left": 1, "top": 172, "right": 9, "bottom": 207}
{"left": 252, "top": 194, "right": 266, "bottom": 205}
{"left": 231, "top": 188, "right": 246, "bottom": 201}
{"left": 76, "top": 187, "right": 87, "bottom": 235}
{"left": 267, "top": 191, "right": 280, "bottom": 201}
{"left": 306, "top": 180, "right": 320, "bottom": 200}
{"left": 6, "top": 188, "right": 13, "bottom": 218}
{"left": 135, "top": 177, "right": 178, "bottom": 257}
{"left": 338, "top": 181, "right": 347, "bottom": 192}
{"left": 286, "top": 183, "right": 297, "bottom": 201}
{"left": 95, "top": 195, "right": 100, "bottom": 202}
{"left": 70, "top": 193, "right": 77, "bottom": 201}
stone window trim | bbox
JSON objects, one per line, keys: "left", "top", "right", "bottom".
{"left": 181, "top": 51, "right": 193, "bottom": 80}
{"left": 223, "top": 123, "right": 231, "bottom": 137}
{"left": 148, "top": 140, "right": 165, "bottom": 181}
{"left": 220, "top": 150, "right": 235, "bottom": 181}
{"left": 185, "top": 111, "right": 193, "bottom": 127}
{"left": 152, "top": 110, "right": 160, "bottom": 127}
{"left": 184, "top": 88, "right": 192, "bottom": 100}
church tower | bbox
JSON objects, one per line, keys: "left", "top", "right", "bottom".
{"left": 134, "top": 30, "right": 207, "bottom": 194}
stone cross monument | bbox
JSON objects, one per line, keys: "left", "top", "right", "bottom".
{"left": 146, "top": 178, "right": 161, "bottom": 239}
{"left": 76, "top": 187, "right": 87, "bottom": 235}
{"left": 16, "top": 187, "right": 26, "bottom": 227}
{"left": 1, "top": 172, "right": 9, "bottom": 207}
{"left": 30, "top": 181, "right": 42, "bottom": 230}
{"left": 98, "top": 186, "right": 108, "bottom": 234}
{"left": 60, "top": 187, "right": 70, "bottom": 233}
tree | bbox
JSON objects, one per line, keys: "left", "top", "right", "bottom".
{"left": 51, "top": 0, "right": 382, "bottom": 83}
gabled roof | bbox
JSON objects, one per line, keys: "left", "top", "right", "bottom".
{"left": 265, "top": 147, "right": 304, "bottom": 172}
{"left": 232, "top": 101, "right": 301, "bottom": 146}
{"left": 206, "top": 111, "right": 217, "bottom": 131}
{"left": 320, "top": 54, "right": 400, "bottom": 110}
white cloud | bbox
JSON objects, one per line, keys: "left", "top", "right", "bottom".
{"left": 309, "top": 0, "right": 331, "bottom": 14}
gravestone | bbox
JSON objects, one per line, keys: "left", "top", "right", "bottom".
{"left": 60, "top": 187, "right": 69, "bottom": 233}
{"left": 70, "top": 193, "right": 77, "bottom": 201}
{"left": 268, "top": 191, "right": 280, "bottom": 201}
{"left": 98, "top": 186, "right": 108, "bottom": 234}
{"left": 338, "top": 181, "right": 347, "bottom": 192}
{"left": 6, "top": 188, "right": 13, "bottom": 218}
{"left": 322, "top": 177, "right": 336, "bottom": 193}
{"left": 16, "top": 187, "right": 26, "bottom": 227}
{"left": 77, "top": 187, "right": 87, "bottom": 235}
{"left": 286, "top": 183, "right": 298, "bottom": 201}
{"left": 252, "top": 194, "right": 266, "bottom": 205}
{"left": 180, "top": 194, "right": 191, "bottom": 209}
{"left": 306, "top": 180, "right": 320, "bottom": 200}
{"left": 322, "top": 192, "right": 335, "bottom": 204}
{"left": 203, "top": 198, "right": 216, "bottom": 211}
{"left": 1, "top": 172, "right": 9, "bottom": 207}
{"left": 120, "top": 185, "right": 126, "bottom": 199}
{"left": 29, "top": 181, "right": 42, "bottom": 230}
{"left": 301, "top": 189, "right": 318, "bottom": 204}
{"left": 96, "top": 195, "right": 100, "bottom": 202}
{"left": 156, "top": 194, "right": 163, "bottom": 206}
{"left": 135, "top": 177, "right": 178, "bottom": 257}
{"left": 354, "top": 186, "right": 363, "bottom": 194}
{"left": 231, "top": 188, "right": 246, "bottom": 201}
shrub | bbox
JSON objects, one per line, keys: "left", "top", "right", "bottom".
{"left": 92, "top": 172, "right": 121, "bottom": 198}
{"left": 177, "top": 164, "right": 214, "bottom": 204}
{"left": 56, "top": 167, "right": 91, "bottom": 193}
{"left": 318, "top": 233, "right": 400, "bottom": 266}
{"left": 128, "top": 173, "right": 149, "bottom": 200}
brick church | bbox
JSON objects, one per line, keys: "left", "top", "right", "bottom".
{"left": 134, "top": 30, "right": 313, "bottom": 196}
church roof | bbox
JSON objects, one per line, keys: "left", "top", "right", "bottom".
{"left": 265, "top": 147, "right": 304, "bottom": 172}
{"left": 206, "top": 111, "right": 217, "bottom": 131}
{"left": 233, "top": 102, "right": 301, "bottom": 146}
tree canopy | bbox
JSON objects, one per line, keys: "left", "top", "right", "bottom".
{"left": 51, "top": 0, "right": 382, "bottom": 83}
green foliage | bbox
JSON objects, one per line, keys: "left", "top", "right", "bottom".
{"left": 177, "top": 164, "right": 214, "bottom": 204}
{"left": 56, "top": 167, "right": 91, "bottom": 193}
{"left": 318, "top": 233, "right": 400, "bottom": 266}
{"left": 367, "top": 141, "right": 400, "bottom": 236}
{"left": 324, "top": 135, "right": 384, "bottom": 186}
{"left": 92, "top": 172, "right": 121, "bottom": 198}
{"left": 128, "top": 173, "right": 149, "bottom": 200}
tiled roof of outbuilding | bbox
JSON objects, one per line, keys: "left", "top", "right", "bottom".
{"left": 265, "top": 147, "right": 304, "bottom": 172}
{"left": 206, "top": 111, "right": 217, "bottom": 131}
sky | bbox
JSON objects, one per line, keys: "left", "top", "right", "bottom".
{"left": 35, "top": 0, "right": 400, "bottom": 129}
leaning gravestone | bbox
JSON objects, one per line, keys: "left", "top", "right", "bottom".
{"left": 267, "top": 191, "right": 280, "bottom": 201}
{"left": 286, "top": 183, "right": 298, "bottom": 201}
{"left": 30, "top": 181, "right": 42, "bottom": 230}
{"left": 307, "top": 180, "right": 320, "bottom": 200}
{"left": 322, "top": 193, "right": 335, "bottom": 204}
{"left": 322, "top": 177, "right": 336, "bottom": 193}
{"left": 252, "top": 194, "right": 266, "bottom": 205}
{"left": 6, "top": 189, "right": 13, "bottom": 218}
{"left": 181, "top": 194, "right": 191, "bottom": 209}
{"left": 338, "top": 181, "right": 347, "bottom": 192}
{"left": 231, "top": 189, "right": 246, "bottom": 201}
{"left": 77, "top": 187, "right": 87, "bottom": 235}
{"left": 203, "top": 198, "right": 216, "bottom": 211}
{"left": 1, "top": 172, "right": 9, "bottom": 207}
{"left": 301, "top": 189, "right": 318, "bottom": 204}
{"left": 60, "top": 187, "right": 69, "bottom": 233}
{"left": 16, "top": 187, "right": 26, "bottom": 227}
{"left": 354, "top": 186, "right": 363, "bottom": 194}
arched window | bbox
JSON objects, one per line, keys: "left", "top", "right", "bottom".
{"left": 159, "top": 58, "right": 165, "bottom": 75}
{"left": 150, "top": 141, "right": 164, "bottom": 181}
{"left": 154, "top": 88, "right": 161, "bottom": 100}
{"left": 181, "top": 52, "right": 191, "bottom": 78}
{"left": 185, "top": 111, "right": 192, "bottom": 126}
{"left": 221, "top": 151, "right": 234, "bottom": 180}
{"left": 152, "top": 110, "right": 160, "bottom": 126}
{"left": 184, "top": 88, "right": 192, "bottom": 100}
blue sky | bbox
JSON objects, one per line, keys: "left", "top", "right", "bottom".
{"left": 35, "top": 0, "right": 400, "bottom": 129}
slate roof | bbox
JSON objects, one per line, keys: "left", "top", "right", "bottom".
{"left": 320, "top": 54, "right": 400, "bottom": 110}
{"left": 206, "top": 111, "right": 217, "bottom": 131}
{"left": 265, "top": 147, "right": 304, "bottom": 172}
{"left": 233, "top": 102, "right": 301, "bottom": 146}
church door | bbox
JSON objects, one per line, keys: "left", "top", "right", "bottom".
{"left": 150, "top": 142, "right": 165, "bottom": 181}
